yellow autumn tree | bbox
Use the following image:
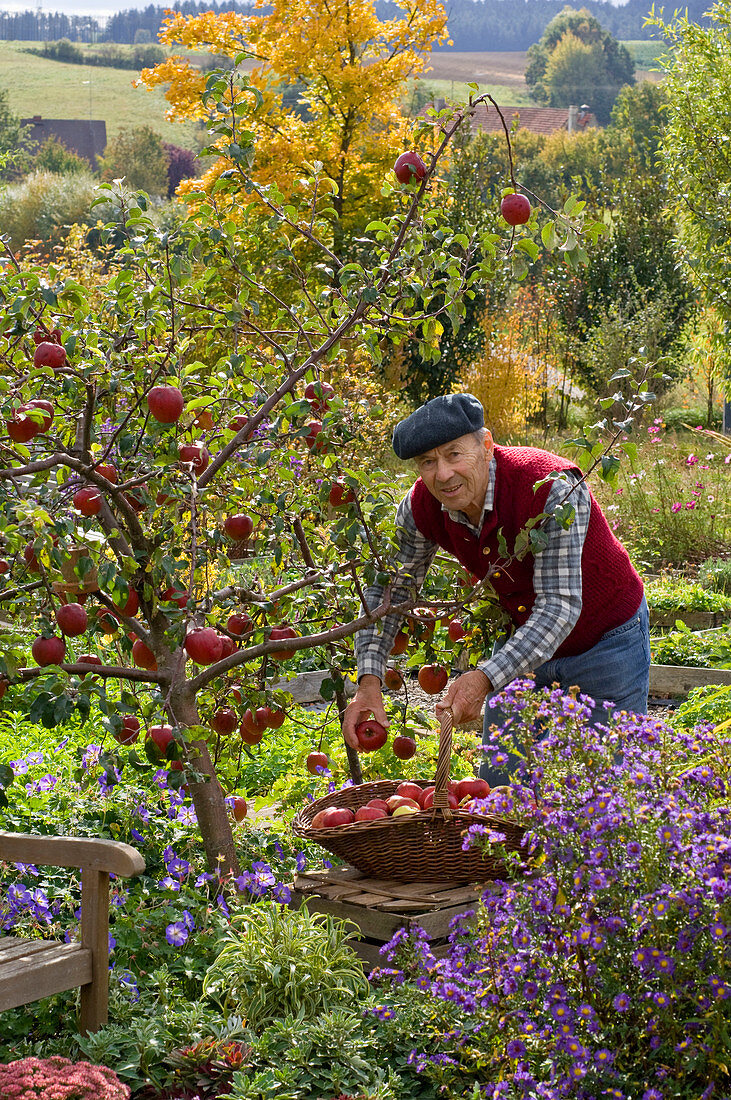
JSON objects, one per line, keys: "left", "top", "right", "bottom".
{"left": 140, "top": 0, "right": 448, "bottom": 242}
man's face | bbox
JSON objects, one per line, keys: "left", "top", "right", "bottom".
{"left": 415, "top": 431, "right": 494, "bottom": 522}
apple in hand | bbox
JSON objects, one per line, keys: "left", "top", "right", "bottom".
{"left": 55, "top": 602, "right": 88, "bottom": 637}
{"left": 147, "top": 385, "right": 184, "bottom": 424}
{"left": 394, "top": 151, "right": 427, "bottom": 184}
{"left": 31, "top": 635, "right": 66, "bottom": 666}
{"left": 306, "top": 751, "right": 329, "bottom": 774}
{"left": 392, "top": 735, "right": 416, "bottom": 760}
{"left": 500, "top": 192, "right": 531, "bottom": 226}
{"left": 417, "top": 664, "right": 448, "bottom": 694}
{"left": 354, "top": 719, "right": 388, "bottom": 752}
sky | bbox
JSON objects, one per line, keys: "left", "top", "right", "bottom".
{"left": 2, "top": 1, "right": 130, "bottom": 15}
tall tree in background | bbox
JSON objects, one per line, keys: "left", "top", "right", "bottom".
{"left": 140, "top": 0, "right": 449, "bottom": 246}
{"left": 651, "top": 0, "right": 731, "bottom": 386}
{"left": 525, "top": 7, "right": 634, "bottom": 123}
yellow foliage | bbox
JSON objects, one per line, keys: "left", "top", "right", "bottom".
{"left": 139, "top": 0, "right": 448, "bottom": 230}
{"left": 459, "top": 308, "right": 545, "bottom": 440}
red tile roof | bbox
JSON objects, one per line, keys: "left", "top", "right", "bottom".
{"left": 467, "top": 105, "right": 596, "bottom": 136}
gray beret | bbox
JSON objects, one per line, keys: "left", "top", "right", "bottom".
{"left": 392, "top": 393, "right": 484, "bottom": 460}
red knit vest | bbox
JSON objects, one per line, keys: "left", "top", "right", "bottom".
{"left": 410, "top": 444, "right": 644, "bottom": 658}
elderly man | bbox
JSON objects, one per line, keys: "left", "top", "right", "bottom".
{"left": 342, "top": 393, "right": 650, "bottom": 781}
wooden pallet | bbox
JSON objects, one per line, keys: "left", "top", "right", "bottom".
{"left": 291, "top": 866, "right": 485, "bottom": 966}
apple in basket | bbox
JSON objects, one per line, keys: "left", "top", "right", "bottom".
{"left": 392, "top": 805, "right": 419, "bottom": 818}
{"left": 386, "top": 795, "right": 420, "bottom": 814}
{"left": 454, "top": 777, "right": 491, "bottom": 802}
{"left": 311, "top": 806, "right": 354, "bottom": 828}
{"left": 366, "top": 798, "right": 390, "bottom": 813}
{"left": 419, "top": 786, "right": 459, "bottom": 810}
{"left": 395, "top": 781, "right": 423, "bottom": 803}
{"left": 354, "top": 805, "right": 388, "bottom": 822}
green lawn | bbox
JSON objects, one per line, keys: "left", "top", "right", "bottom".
{"left": 0, "top": 41, "right": 202, "bottom": 150}
{"left": 404, "top": 76, "right": 533, "bottom": 110}
{"left": 622, "top": 39, "right": 666, "bottom": 68}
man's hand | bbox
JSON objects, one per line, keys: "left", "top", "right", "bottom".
{"left": 342, "top": 674, "right": 389, "bottom": 750}
{"left": 435, "top": 669, "right": 492, "bottom": 726}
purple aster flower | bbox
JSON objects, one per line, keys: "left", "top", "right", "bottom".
{"left": 613, "top": 992, "right": 630, "bottom": 1012}
{"left": 506, "top": 1039, "right": 526, "bottom": 1058}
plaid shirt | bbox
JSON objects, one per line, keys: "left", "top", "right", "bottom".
{"left": 355, "top": 461, "right": 591, "bottom": 690}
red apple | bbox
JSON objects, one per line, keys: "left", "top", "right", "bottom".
{"left": 115, "top": 590, "right": 139, "bottom": 618}
{"left": 385, "top": 795, "right": 420, "bottom": 814}
{"left": 321, "top": 806, "right": 354, "bottom": 827}
{"left": 34, "top": 341, "right": 66, "bottom": 369}
{"left": 218, "top": 635, "right": 235, "bottom": 659}
{"left": 210, "top": 707, "right": 238, "bottom": 735}
{"left": 227, "top": 613, "right": 252, "bottom": 637}
{"left": 162, "top": 586, "right": 188, "bottom": 609}
{"left": 76, "top": 653, "right": 102, "bottom": 677}
{"left": 354, "top": 718, "right": 388, "bottom": 752}
{"left": 230, "top": 686, "right": 243, "bottom": 704}
{"left": 93, "top": 463, "right": 118, "bottom": 484}
{"left": 383, "top": 667, "right": 404, "bottom": 692}
{"left": 232, "top": 795, "right": 248, "bottom": 821}
{"left": 418, "top": 664, "right": 448, "bottom": 694}
{"left": 420, "top": 786, "right": 459, "bottom": 810}
{"left": 55, "top": 602, "right": 88, "bottom": 637}
{"left": 306, "top": 751, "right": 329, "bottom": 774}
{"left": 132, "top": 638, "right": 157, "bottom": 670}
{"left": 178, "top": 442, "right": 210, "bottom": 475}
{"left": 366, "top": 798, "right": 390, "bottom": 813}
{"left": 305, "top": 380, "right": 335, "bottom": 415}
{"left": 23, "top": 543, "right": 40, "bottom": 572}
{"left": 31, "top": 635, "right": 66, "bottom": 666}
{"left": 501, "top": 192, "right": 531, "bottom": 226}
{"left": 73, "top": 487, "right": 102, "bottom": 516}
{"left": 328, "top": 480, "right": 355, "bottom": 509}
{"left": 390, "top": 630, "right": 409, "bottom": 656}
{"left": 147, "top": 723, "right": 174, "bottom": 758}
{"left": 147, "top": 385, "right": 184, "bottom": 424}
{"left": 6, "top": 407, "right": 41, "bottom": 444}
{"left": 26, "top": 399, "right": 54, "bottom": 433}
{"left": 455, "top": 777, "right": 491, "bottom": 802}
{"left": 227, "top": 414, "right": 249, "bottom": 432}
{"left": 114, "top": 715, "right": 140, "bottom": 745}
{"left": 269, "top": 625, "right": 298, "bottom": 660}
{"left": 447, "top": 619, "right": 466, "bottom": 642}
{"left": 184, "top": 627, "right": 223, "bottom": 665}
{"left": 0, "top": 558, "right": 9, "bottom": 574}
{"left": 394, "top": 151, "right": 427, "bottom": 184}
{"left": 392, "top": 735, "right": 417, "bottom": 760}
{"left": 354, "top": 805, "right": 388, "bottom": 822}
{"left": 0, "top": 679, "right": 7, "bottom": 701}
{"left": 263, "top": 706, "right": 285, "bottom": 729}
{"left": 310, "top": 809, "right": 330, "bottom": 828}
{"left": 395, "top": 781, "right": 423, "bottom": 803}
{"left": 240, "top": 708, "right": 267, "bottom": 741}
{"left": 223, "top": 513, "right": 254, "bottom": 540}
{"left": 305, "top": 420, "right": 324, "bottom": 451}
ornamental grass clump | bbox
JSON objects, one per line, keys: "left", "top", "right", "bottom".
{"left": 0, "top": 1056, "right": 129, "bottom": 1099}
{"left": 378, "top": 680, "right": 731, "bottom": 1099}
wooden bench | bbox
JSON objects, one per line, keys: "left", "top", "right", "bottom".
{"left": 0, "top": 831, "right": 145, "bottom": 1033}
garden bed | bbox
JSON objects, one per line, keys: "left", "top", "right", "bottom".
{"left": 649, "top": 609, "right": 730, "bottom": 630}
{"left": 649, "top": 662, "right": 731, "bottom": 695}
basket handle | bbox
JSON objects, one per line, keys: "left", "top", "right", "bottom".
{"left": 432, "top": 708, "right": 454, "bottom": 819}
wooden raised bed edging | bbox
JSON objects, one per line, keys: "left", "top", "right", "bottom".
{"left": 649, "top": 664, "right": 731, "bottom": 697}
{"left": 649, "top": 609, "right": 730, "bottom": 630}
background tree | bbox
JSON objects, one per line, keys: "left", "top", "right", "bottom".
{"left": 139, "top": 0, "right": 449, "bottom": 248}
{"left": 651, "top": 0, "right": 731, "bottom": 385}
{"left": 0, "top": 87, "right": 32, "bottom": 181}
{"left": 98, "top": 125, "right": 171, "bottom": 197}
{"left": 525, "top": 6, "right": 634, "bottom": 123}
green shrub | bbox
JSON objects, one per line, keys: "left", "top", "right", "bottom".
{"left": 651, "top": 622, "right": 731, "bottom": 667}
{"left": 33, "top": 136, "right": 88, "bottom": 176}
{"left": 698, "top": 556, "right": 731, "bottom": 594}
{"left": 672, "top": 683, "right": 731, "bottom": 731}
{"left": 203, "top": 903, "right": 369, "bottom": 1029}
{"left": 0, "top": 169, "right": 99, "bottom": 249}
{"left": 645, "top": 578, "right": 731, "bottom": 612}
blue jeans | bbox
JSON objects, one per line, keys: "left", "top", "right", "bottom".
{"left": 479, "top": 596, "right": 650, "bottom": 785}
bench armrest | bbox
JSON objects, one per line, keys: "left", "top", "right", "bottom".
{"left": 0, "top": 832, "right": 145, "bottom": 877}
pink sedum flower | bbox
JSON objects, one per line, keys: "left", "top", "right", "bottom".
{"left": 0, "top": 1057, "right": 129, "bottom": 1100}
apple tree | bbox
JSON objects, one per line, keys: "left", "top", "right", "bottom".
{"left": 0, "top": 65, "right": 598, "bottom": 876}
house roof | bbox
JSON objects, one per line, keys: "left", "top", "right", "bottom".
{"left": 467, "top": 105, "right": 596, "bottom": 136}
{"left": 20, "top": 117, "right": 107, "bottom": 166}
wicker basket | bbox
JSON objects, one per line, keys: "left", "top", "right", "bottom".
{"left": 292, "top": 710, "right": 526, "bottom": 883}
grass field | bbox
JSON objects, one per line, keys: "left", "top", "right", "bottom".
{"left": 0, "top": 41, "right": 202, "bottom": 150}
